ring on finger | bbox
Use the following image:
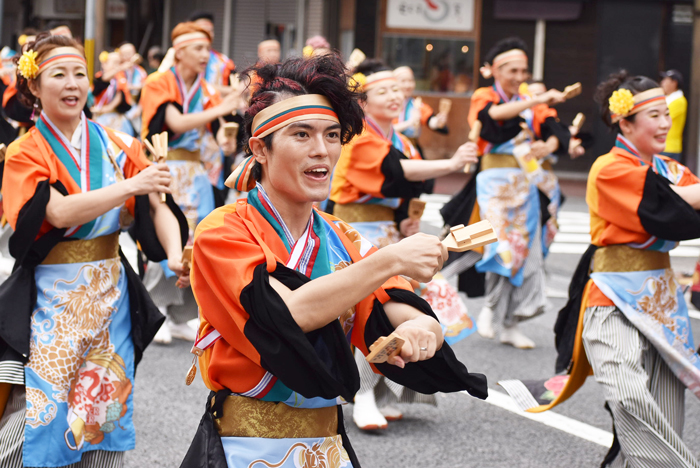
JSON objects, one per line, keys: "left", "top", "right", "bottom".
{"left": 420, "top": 346, "right": 428, "bottom": 352}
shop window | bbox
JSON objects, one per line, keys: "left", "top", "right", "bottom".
{"left": 382, "top": 36, "right": 476, "bottom": 94}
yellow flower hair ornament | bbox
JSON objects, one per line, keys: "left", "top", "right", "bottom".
{"left": 609, "top": 88, "right": 635, "bottom": 119}
{"left": 18, "top": 35, "right": 28, "bottom": 47}
{"left": 519, "top": 82, "right": 530, "bottom": 96}
{"left": 302, "top": 45, "right": 314, "bottom": 58}
{"left": 99, "top": 51, "right": 110, "bottom": 64}
{"left": 349, "top": 72, "right": 366, "bottom": 91}
{"left": 18, "top": 49, "right": 39, "bottom": 80}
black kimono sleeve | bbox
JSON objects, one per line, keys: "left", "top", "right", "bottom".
{"left": 379, "top": 146, "right": 429, "bottom": 199}
{"left": 477, "top": 102, "right": 523, "bottom": 145}
{"left": 638, "top": 169, "right": 700, "bottom": 241}
{"left": 540, "top": 116, "right": 570, "bottom": 158}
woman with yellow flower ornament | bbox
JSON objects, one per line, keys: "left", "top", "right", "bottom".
{"left": 503, "top": 71, "right": 700, "bottom": 468}
{"left": 0, "top": 32, "right": 188, "bottom": 468}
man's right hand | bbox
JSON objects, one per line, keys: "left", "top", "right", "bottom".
{"left": 384, "top": 233, "right": 447, "bottom": 283}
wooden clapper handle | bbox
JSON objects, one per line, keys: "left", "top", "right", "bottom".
{"left": 464, "top": 120, "right": 482, "bottom": 173}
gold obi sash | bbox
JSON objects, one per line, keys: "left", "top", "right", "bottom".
{"left": 481, "top": 153, "right": 553, "bottom": 171}
{"left": 333, "top": 203, "right": 395, "bottom": 223}
{"left": 593, "top": 245, "right": 670, "bottom": 273}
{"left": 211, "top": 394, "right": 338, "bottom": 439}
{"left": 41, "top": 232, "right": 120, "bottom": 265}
{"left": 167, "top": 148, "right": 201, "bottom": 162}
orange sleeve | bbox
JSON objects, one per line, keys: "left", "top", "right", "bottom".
{"left": 587, "top": 154, "right": 647, "bottom": 235}
{"left": 2, "top": 132, "right": 53, "bottom": 231}
{"left": 222, "top": 57, "right": 235, "bottom": 86}
{"left": 2, "top": 79, "right": 17, "bottom": 108}
{"left": 139, "top": 72, "right": 177, "bottom": 140}
{"left": 532, "top": 103, "right": 558, "bottom": 138}
{"left": 468, "top": 87, "right": 497, "bottom": 126}
{"left": 420, "top": 102, "right": 434, "bottom": 127}
{"left": 343, "top": 135, "right": 393, "bottom": 199}
{"left": 191, "top": 205, "right": 268, "bottom": 367}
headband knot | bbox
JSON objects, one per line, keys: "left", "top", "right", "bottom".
{"left": 18, "top": 50, "right": 39, "bottom": 80}
{"left": 226, "top": 156, "right": 257, "bottom": 192}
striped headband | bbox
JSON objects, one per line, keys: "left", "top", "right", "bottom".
{"left": 38, "top": 47, "right": 87, "bottom": 73}
{"left": 492, "top": 49, "right": 527, "bottom": 69}
{"left": 610, "top": 87, "right": 666, "bottom": 123}
{"left": 251, "top": 94, "right": 339, "bottom": 139}
{"left": 363, "top": 70, "right": 397, "bottom": 91}
{"left": 393, "top": 66, "right": 413, "bottom": 78}
{"left": 173, "top": 32, "right": 211, "bottom": 50}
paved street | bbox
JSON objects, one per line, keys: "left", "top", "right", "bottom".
{"left": 123, "top": 189, "right": 700, "bottom": 468}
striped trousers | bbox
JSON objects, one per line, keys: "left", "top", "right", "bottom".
{"left": 582, "top": 306, "right": 699, "bottom": 468}
{"left": 483, "top": 224, "right": 547, "bottom": 329}
{"left": 0, "top": 385, "right": 124, "bottom": 468}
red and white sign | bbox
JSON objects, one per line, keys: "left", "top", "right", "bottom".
{"left": 386, "top": 0, "right": 475, "bottom": 31}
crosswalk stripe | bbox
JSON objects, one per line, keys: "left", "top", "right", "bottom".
{"left": 467, "top": 389, "right": 614, "bottom": 447}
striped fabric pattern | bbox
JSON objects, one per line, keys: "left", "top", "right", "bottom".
{"left": 582, "top": 306, "right": 700, "bottom": 468}
{"left": 0, "top": 386, "right": 125, "bottom": 467}
{"left": 0, "top": 361, "right": 24, "bottom": 385}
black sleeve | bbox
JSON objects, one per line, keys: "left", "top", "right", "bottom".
{"left": 128, "top": 193, "right": 188, "bottom": 262}
{"left": 365, "top": 288, "right": 488, "bottom": 399}
{"left": 477, "top": 102, "right": 523, "bottom": 144}
{"left": 380, "top": 146, "right": 427, "bottom": 199}
{"left": 540, "top": 116, "right": 570, "bottom": 157}
{"left": 92, "top": 77, "right": 110, "bottom": 96}
{"left": 638, "top": 169, "right": 700, "bottom": 241}
{"left": 146, "top": 101, "right": 180, "bottom": 143}
{"left": 240, "top": 263, "right": 360, "bottom": 401}
{"left": 439, "top": 161, "right": 479, "bottom": 227}
{"left": 0, "top": 180, "right": 68, "bottom": 363}
{"left": 553, "top": 244, "right": 597, "bottom": 374}
{"left": 4, "top": 95, "right": 33, "bottom": 125}
{"left": 121, "top": 248, "right": 165, "bottom": 367}
{"left": 0, "top": 116, "right": 17, "bottom": 147}
{"left": 115, "top": 91, "right": 132, "bottom": 114}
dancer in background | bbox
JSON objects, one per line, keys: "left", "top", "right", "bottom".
{"left": 91, "top": 51, "right": 136, "bottom": 136}
{"left": 180, "top": 53, "right": 486, "bottom": 468}
{"left": 189, "top": 11, "right": 236, "bottom": 96}
{"left": 116, "top": 43, "right": 147, "bottom": 104}
{"left": 0, "top": 32, "right": 187, "bottom": 468}
{"left": 469, "top": 37, "right": 570, "bottom": 349}
{"left": 330, "top": 59, "right": 479, "bottom": 430}
{"left": 393, "top": 65, "right": 448, "bottom": 155}
{"left": 139, "top": 21, "right": 239, "bottom": 344}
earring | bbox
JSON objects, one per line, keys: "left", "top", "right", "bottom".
{"left": 31, "top": 100, "right": 39, "bottom": 120}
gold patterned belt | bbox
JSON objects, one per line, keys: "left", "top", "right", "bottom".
{"left": 481, "top": 153, "right": 553, "bottom": 172}
{"left": 333, "top": 203, "right": 395, "bottom": 223}
{"left": 41, "top": 232, "right": 120, "bottom": 265}
{"left": 167, "top": 148, "right": 201, "bottom": 162}
{"left": 593, "top": 245, "right": 670, "bottom": 273}
{"left": 481, "top": 153, "right": 520, "bottom": 170}
{"left": 211, "top": 394, "right": 338, "bottom": 439}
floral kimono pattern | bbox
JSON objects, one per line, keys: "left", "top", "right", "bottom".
{"left": 470, "top": 82, "right": 567, "bottom": 286}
